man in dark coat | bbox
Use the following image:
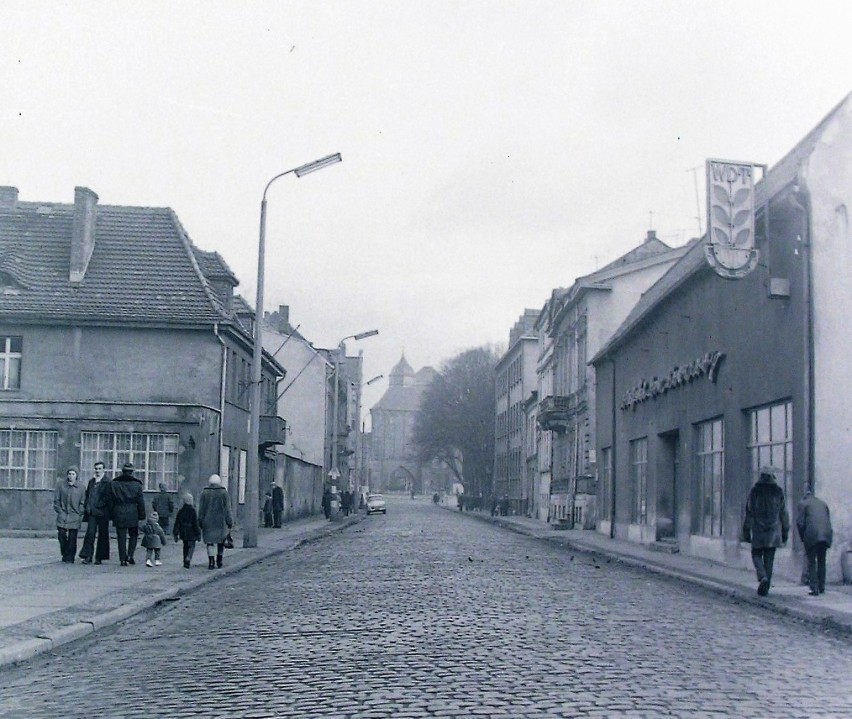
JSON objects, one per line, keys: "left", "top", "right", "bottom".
{"left": 321, "top": 488, "right": 332, "bottom": 520}
{"left": 152, "top": 483, "right": 175, "bottom": 532}
{"left": 796, "top": 489, "right": 833, "bottom": 596}
{"left": 79, "top": 461, "right": 111, "bottom": 564}
{"left": 742, "top": 466, "right": 790, "bottom": 596}
{"left": 110, "top": 462, "right": 146, "bottom": 566}
{"left": 271, "top": 482, "right": 284, "bottom": 528}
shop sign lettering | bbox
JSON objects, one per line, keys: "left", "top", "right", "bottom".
{"left": 621, "top": 351, "right": 725, "bottom": 411}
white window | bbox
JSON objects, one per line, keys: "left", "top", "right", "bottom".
{"left": 0, "top": 336, "right": 22, "bottom": 390}
{"left": 238, "top": 449, "right": 247, "bottom": 505}
{"left": 80, "top": 432, "right": 180, "bottom": 491}
{"left": 0, "top": 429, "right": 57, "bottom": 489}
{"left": 220, "top": 445, "right": 231, "bottom": 490}
{"left": 747, "top": 400, "right": 793, "bottom": 512}
{"left": 696, "top": 418, "right": 724, "bottom": 537}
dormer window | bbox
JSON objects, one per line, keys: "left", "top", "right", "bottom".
{"left": 0, "top": 336, "right": 22, "bottom": 390}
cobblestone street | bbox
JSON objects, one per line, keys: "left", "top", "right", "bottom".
{"left": 2, "top": 498, "right": 851, "bottom": 718}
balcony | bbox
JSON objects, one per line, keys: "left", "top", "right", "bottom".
{"left": 537, "top": 387, "right": 587, "bottom": 432}
{"left": 259, "top": 415, "right": 287, "bottom": 448}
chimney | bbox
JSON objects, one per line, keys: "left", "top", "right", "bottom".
{"left": 278, "top": 304, "right": 290, "bottom": 332}
{"left": 0, "top": 187, "right": 18, "bottom": 209}
{"left": 70, "top": 186, "right": 98, "bottom": 285}
{"left": 645, "top": 229, "right": 657, "bottom": 243}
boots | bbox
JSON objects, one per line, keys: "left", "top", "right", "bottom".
{"left": 216, "top": 554, "right": 223, "bottom": 569}
{"left": 208, "top": 556, "right": 215, "bottom": 570}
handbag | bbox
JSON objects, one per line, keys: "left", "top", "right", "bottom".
{"left": 223, "top": 531, "right": 234, "bottom": 549}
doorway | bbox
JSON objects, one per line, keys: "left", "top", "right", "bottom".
{"left": 656, "top": 431, "right": 679, "bottom": 540}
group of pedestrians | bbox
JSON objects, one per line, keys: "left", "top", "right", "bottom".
{"left": 741, "top": 465, "right": 834, "bottom": 597}
{"left": 53, "top": 463, "right": 234, "bottom": 571}
{"left": 320, "top": 487, "right": 358, "bottom": 519}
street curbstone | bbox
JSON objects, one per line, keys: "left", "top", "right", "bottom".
{"left": 0, "top": 638, "right": 53, "bottom": 668}
{"left": 37, "top": 621, "right": 93, "bottom": 649}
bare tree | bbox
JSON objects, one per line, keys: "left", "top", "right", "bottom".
{"left": 412, "top": 345, "right": 499, "bottom": 499}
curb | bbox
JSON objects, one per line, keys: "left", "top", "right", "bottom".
{"left": 0, "top": 515, "right": 362, "bottom": 669}
{"left": 454, "top": 508, "right": 852, "bottom": 637}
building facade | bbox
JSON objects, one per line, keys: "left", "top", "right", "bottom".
{"left": 592, "top": 94, "right": 852, "bottom": 581}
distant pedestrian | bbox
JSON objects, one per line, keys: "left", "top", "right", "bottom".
{"left": 271, "top": 482, "right": 284, "bottom": 528}
{"left": 321, "top": 488, "right": 332, "bottom": 520}
{"left": 198, "top": 474, "right": 233, "bottom": 570}
{"left": 501, "top": 494, "right": 510, "bottom": 517}
{"left": 152, "top": 483, "right": 175, "bottom": 532}
{"left": 79, "top": 461, "right": 111, "bottom": 564}
{"left": 141, "top": 510, "right": 167, "bottom": 567}
{"left": 173, "top": 493, "right": 202, "bottom": 569}
{"left": 796, "top": 489, "right": 833, "bottom": 596}
{"left": 263, "top": 492, "right": 274, "bottom": 528}
{"left": 110, "top": 462, "right": 146, "bottom": 566}
{"left": 741, "top": 466, "right": 790, "bottom": 596}
{"left": 341, "top": 490, "right": 352, "bottom": 517}
{"left": 53, "top": 466, "right": 86, "bottom": 563}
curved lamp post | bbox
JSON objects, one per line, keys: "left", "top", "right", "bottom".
{"left": 246, "top": 153, "right": 342, "bottom": 548}
{"left": 330, "top": 330, "right": 378, "bottom": 492}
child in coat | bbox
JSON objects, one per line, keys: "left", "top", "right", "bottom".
{"left": 173, "top": 493, "right": 202, "bottom": 569}
{"left": 141, "top": 510, "right": 167, "bottom": 567}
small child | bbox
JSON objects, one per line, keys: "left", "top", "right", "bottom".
{"left": 263, "top": 491, "right": 274, "bottom": 528}
{"left": 141, "top": 510, "right": 167, "bottom": 567}
{"left": 173, "top": 493, "right": 202, "bottom": 569}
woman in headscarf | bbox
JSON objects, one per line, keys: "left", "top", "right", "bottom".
{"left": 197, "top": 474, "right": 233, "bottom": 570}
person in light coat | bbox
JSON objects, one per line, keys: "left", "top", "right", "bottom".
{"left": 742, "top": 466, "right": 790, "bottom": 596}
{"left": 54, "top": 466, "right": 86, "bottom": 563}
{"left": 796, "top": 489, "right": 833, "bottom": 596}
{"left": 197, "top": 474, "right": 233, "bottom": 570}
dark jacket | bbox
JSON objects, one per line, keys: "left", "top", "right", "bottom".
{"left": 271, "top": 484, "right": 284, "bottom": 512}
{"left": 152, "top": 491, "right": 175, "bottom": 519}
{"left": 173, "top": 504, "right": 202, "bottom": 542}
{"left": 742, "top": 474, "right": 790, "bottom": 548}
{"left": 141, "top": 519, "right": 167, "bottom": 549}
{"left": 198, "top": 484, "right": 233, "bottom": 545}
{"left": 796, "top": 494, "right": 833, "bottom": 549}
{"left": 83, "top": 477, "right": 110, "bottom": 521}
{"left": 110, "top": 472, "right": 146, "bottom": 528}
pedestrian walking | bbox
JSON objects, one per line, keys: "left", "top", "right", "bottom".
{"left": 53, "top": 466, "right": 86, "bottom": 563}
{"left": 110, "top": 462, "right": 146, "bottom": 566}
{"left": 173, "top": 492, "right": 202, "bottom": 569}
{"left": 198, "top": 474, "right": 233, "bottom": 570}
{"left": 741, "top": 466, "right": 790, "bottom": 596}
{"left": 321, "top": 487, "right": 332, "bottom": 520}
{"left": 796, "top": 489, "right": 833, "bottom": 596}
{"left": 501, "top": 494, "right": 510, "bottom": 517}
{"left": 79, "top": 461, "right": 111, "bottom": 564}
{"left": 151, "top": 483, "right": 175, "bottom": 532}
{"left": 141, "top": 510, "right": 167, "bottom": 567}
{"left": 271, "top": 482, "right": 284, "bottom": 528}
{"left": 263, "top": 492, "right": 274, "bottom": 528}
{"left": 341, "top": 490, "right": 351, "bottom": 517}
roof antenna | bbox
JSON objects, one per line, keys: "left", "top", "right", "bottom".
{"left": 688, "top": 165, "right": 703, "bottom": 238}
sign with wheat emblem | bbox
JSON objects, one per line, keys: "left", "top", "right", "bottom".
{"left": 704, "top": 159, "right": 759, "bottom": 279}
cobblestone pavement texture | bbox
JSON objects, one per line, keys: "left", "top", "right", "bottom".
{"left": 1, "top": 498, "right": 851, "bottom": 719}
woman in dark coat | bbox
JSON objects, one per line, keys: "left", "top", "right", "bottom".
{"left": 197, "top": 474, "right": 233, "bottom": 570}
{"left": 742, "top": 466, "right": 790, "bottom": 596}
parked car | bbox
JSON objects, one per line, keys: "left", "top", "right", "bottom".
{"left": 366, "top": 494, "right": 387, "bottom": 515}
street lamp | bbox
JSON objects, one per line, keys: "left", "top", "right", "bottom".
{"left": 330, "top": 330, "right": 378, "bottom": 492}
{"left": 246, "top": 152, "right": 342, "bottom": 548}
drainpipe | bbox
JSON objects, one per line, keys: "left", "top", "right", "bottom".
{"left": 788, "top": 181, "right": 815, "bottom": 492}
{"left": 214, "top": 323, "right": 227, "bottom": 473}
{"left": 610, "top": 356, "right": 617, "bottom": 539}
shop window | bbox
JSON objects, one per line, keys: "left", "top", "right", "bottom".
{"left": 629, "top": 437, "right": 648, "bottom": 523}
{"left": 80, "top": 432, "right": 180, "bottom": 491}
{"left": 747, "top": 400, "right": 793, "bottom": 510}
{"left": 0, "top": 429, "right": 57, "bottom": 489}
{"left": 695, "top": 418, "right": 724, "bottom": 537}
{"left": 0, "top": 336, "right": 22, "bottom": 390}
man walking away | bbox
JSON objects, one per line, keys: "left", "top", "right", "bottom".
{"left": 797, "top": 488, "right": 833, "bottom": 596}
{"left": 152, "top": 483, "right": 175, "bottom": 532}
{"left": 321, "top": 488, "right": 332, "bottom": 520}
{"left": 742, "top": 466, "right": 790, "bottom": 596}
{"left": 110, "top": 462, "right": 146, "bottom": 566}
{"left": 271, "top": 482, "right": 284, "bottom": 528}
{"left": 79, "top": 461, "right": 111, "bottom": 564}
{"left": 54, "top": 466, "right": 86, "bottom": 563}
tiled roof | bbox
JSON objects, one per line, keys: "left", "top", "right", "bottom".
{"left": 0, "top": 200, "right": 231, "bottom": 326}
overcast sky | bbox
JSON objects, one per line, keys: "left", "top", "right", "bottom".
{"left": 2, "top": 2, "right": 850, "bottom": 420}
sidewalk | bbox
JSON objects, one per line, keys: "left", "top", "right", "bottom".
{"left": 0, "top": 512, "right": 362, "bottom": 669}
{"left": 451, "top": 507, "right": 852, "bottom": 637}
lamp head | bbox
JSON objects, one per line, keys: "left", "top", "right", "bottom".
{"left": 353, "top": 329, "right": 379, "bottom": 341}
{"left": 294, "top": 153, "right": 342, "bottom": 178}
